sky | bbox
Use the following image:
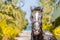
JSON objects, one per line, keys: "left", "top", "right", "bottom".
{"left": 16, "top": 0, "right": 40, "bottom": 24}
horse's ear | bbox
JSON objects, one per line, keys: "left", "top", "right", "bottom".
{"left": 30, "top": 7, "right": 33, "bottom": 12}
{"left": 40, "top": 7, "right": 43, "bottom": 12}
{"left": 42, "top": 8, "right": 43, "bottom": 12}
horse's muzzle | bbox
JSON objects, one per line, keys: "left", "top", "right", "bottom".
{"left": 34, "top": 30, "right": 40, "bottom": 35}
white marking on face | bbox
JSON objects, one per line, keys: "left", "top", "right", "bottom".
{"left": 35, "top": 11, "right": 39, "bottom": 21}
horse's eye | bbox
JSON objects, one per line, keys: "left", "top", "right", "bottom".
{"left": 31, "top": 16, "right": 33, "bottom": 18}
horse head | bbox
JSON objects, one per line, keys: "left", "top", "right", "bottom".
{"left": 31, "top": 7, "right": 43, "bottom": 35}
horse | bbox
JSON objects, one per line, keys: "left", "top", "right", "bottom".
{"left": 31, "top": 7, "right": 57, "bottom": 40}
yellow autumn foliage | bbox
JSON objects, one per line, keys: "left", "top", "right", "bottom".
{"left": 43, "top": 6, "right": 53, "bottom": 13}
{"left": 40, "top": 0, "right": 60, "bottom": 39}
{"left": 0, "top": 19, "right": 20, "bottom": 38}
{"left": 40, "top": 0, "right": 54, "bottom": 31}
{"left": 53, "top": 26, "right": 60, "bottom": 38}
{"left": 0, "top": 1, "right": 28, "bottom": 39}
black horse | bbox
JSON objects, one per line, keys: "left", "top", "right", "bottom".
{"left": 31, "top": 7, "right": 57, "bottom": 40}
